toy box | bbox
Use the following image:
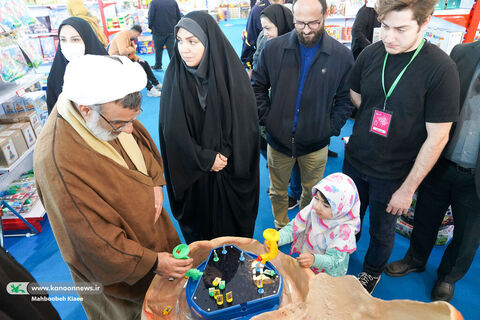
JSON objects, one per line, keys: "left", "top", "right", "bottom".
{"left": 7, "top": 122, "right": 36, "bottom": 148}
{"left": 0, "top": 137, "right": 19, "bottom": 167}
{"left": 0, "top": 129, "right": 28, "bottom": 157}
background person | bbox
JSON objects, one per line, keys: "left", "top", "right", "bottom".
{"left": 253, "top": 0, "right": 354, "bottom": 230}
{"left": 159, "top": 11, "right": 260, "bottom": 244}
{"left": 108, "top": 25, "right": 162, "bottom": 97}
{"left": 345, "top": 0, "right": 460, "bottom": 294}
{"left": 351, "top": 0, "right": 380, "bottom": 60}
{"left": 46, "top": 17, "right": 108, "bottom": 114}
{"left": 241, "top": 0, "right": 286, "bottom": 77}
{"left": 148, "top": 0, "right": 181, "bottom": 71}
{"left": 386, "top": 41, "right": 480, "bottom": 303}
{"left": 67, "top": 0, "right": 108, "bottom": 47}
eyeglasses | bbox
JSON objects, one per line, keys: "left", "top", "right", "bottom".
{"left": 96, "top": 107, "right": 143, "bottom": 132}
{"left": 294, "top": 20, "right": 322, "bottom": 30}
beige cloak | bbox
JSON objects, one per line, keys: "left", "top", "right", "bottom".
{"left": 34, "top": 102, "right": 180, "bottom": 320}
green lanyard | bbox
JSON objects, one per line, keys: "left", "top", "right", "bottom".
{"left": 382, "top": 38, "right": 425, "bottom": 110}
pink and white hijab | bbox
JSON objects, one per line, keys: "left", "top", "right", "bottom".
{"left": 291, "top": 173, "right": 361, "bottom": 262}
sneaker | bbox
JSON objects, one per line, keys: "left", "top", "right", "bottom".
{"left": 152, "top": 66, "right": 163, "bottom": 71}
{"left": 154, "top": 83, "right": 162, "bottom": 90}
{"left": 385, "top": 258, "right": 425, "bottom": 277}
{"left": 147, "top": 87, "right": 161, "bottom": 97}
{"left": 288, "top": 196, "right": 299, "bottom": 210}
{"left": 358, "top": 272, "right": 381, "bottom": 294}
{"left": 328, "top": 149, "right": 338, "bottom": 157}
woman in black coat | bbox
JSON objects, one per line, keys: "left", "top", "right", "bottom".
{"left": 46, "top": 17, "right": 107, "bottom": 113}
{"left": 159, "top": 11, "right": 260, "bottom": 243}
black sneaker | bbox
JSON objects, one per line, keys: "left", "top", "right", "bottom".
{"left": 358, "top": 272, "right": 381, "bottom": 294}
{"left": 152, "top": 66, "right": 163, "bottom": 71}
{"left": 328, "top": 149, "right": 338, "bottom": 157}
{"left": 288, "top": 196, "right": 299, "bottom": 210}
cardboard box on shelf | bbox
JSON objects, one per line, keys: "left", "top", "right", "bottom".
{"left": 14, "top": 111, "right": 40, "bottom": 129}
{"left": 0, "top": 137, "right": 19, "bottom": 167}
{"left": 0, "top": 111, "right": 41, "bottom": 129}
{"left": 7, "top": 123, "right": 36, "bottom": 148}
{"left": 2, "top": 101, "right": 16, "bottom": 115}
{"left": 33, "top": 123, "right": 42, "bottom": 137}
{"left": 13, "top": 99, "right": 26, "bottom": 113}
{"left": 0, "top": 124, "right": 11, "bottom": 132}
{"left": 0, "top": 129, "right": 28, "bottom": 157}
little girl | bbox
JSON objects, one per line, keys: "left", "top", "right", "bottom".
{"left": 277, "top": 172, "right": 361, "bottom": 276}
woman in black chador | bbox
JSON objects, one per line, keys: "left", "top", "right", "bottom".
{"left": 159, "top": 11, "right": 260, "bottom": 244}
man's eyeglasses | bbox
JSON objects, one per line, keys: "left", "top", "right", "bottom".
{"left": 96, "top": 107, "right": 143, "bottom": 132}
{"left": 294, "top": 20, "right": 322, "bottom": 30}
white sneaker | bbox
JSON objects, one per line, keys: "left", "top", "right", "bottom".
{"left": 155, "top": 83, "right": 162, "bottom": 90}
{"left": 147, "top": 87, "right": 161, "bottom": 97}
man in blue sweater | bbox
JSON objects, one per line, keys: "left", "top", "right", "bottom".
{"left": 252, "top": 0, "right": 354, "bottom": 229}
{"left": 148, "top": 0, "right": 181, "bottom": 71}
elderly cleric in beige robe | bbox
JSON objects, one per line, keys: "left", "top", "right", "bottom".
{"left": 34, "top": 55, "right": 180, "bottom": 320}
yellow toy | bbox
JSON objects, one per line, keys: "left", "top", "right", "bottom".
{"left": 256, "top": 277, "right": 263, "bottom": 289}
{"left": 212, "top": 277, "right": 222, "bottom": 286}
{"left": 256, "top": 229, "right": 280, "bottom": 264}
{"left": 162, "top": 305, "right": 173, "bottom": 315}
{"left": 226, "top": 291, "right": 233, "bottom": 303}
{"left": 215, "top": 294, "right": 224, "bottom": 305}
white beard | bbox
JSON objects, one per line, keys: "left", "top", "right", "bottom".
{"left": 85, "top": 111, "right": 120, "bottom": 141}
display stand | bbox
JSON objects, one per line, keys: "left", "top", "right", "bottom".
{"left": 98, "top": 0, "right": 142, "bottom": 39}
{"left": 0, "top": 69, "right": 44, "bottom": 247}
{"left": 434, "top": 0, "right": 480, "bottom": 42}
{"left": 0, "top": 200, "right": 40, "bottom": 248}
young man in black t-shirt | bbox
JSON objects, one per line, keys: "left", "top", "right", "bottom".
{"left": 344, "top": 0, "right": 460, "bottom": 294}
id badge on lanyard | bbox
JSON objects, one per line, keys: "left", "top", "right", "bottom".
{"left": 369, "top": 38, "right": 425, "bottom": 138}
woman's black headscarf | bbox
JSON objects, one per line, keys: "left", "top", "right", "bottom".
{"left": 46, "top": 17, "right": 107, "bottom": 113}
{"left": 159, "top": 11, "right": 259, "bottom": 240}
{"left": 261, "top": 4, "right": 294, "bottom": 36}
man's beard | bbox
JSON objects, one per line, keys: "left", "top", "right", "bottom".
{"left": 297, "top": 24, "right": 324, "bottom": 47}
{"left": 85, "top": 111, "right": 120, "bottom": 141}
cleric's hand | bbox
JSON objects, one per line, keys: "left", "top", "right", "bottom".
{"left": 155, "top": 252, "right": 193, "bottom": 279}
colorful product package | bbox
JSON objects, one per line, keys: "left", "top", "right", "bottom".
{"left": 0, "top": 37, "right": 29, "bottom": 82}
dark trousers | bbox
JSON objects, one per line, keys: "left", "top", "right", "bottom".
{"left": 137, "top": 60, "right": 159, "bottom": 90}
{"left": 406, "top": 158, "right": 480, "bottom": 284}
{"left": 343, "top": 160, "right": 403, "bottom": 276}
{"left": 288, "top": 162, "right": 302, "bottom": 200}
{"left": 152, "top": 33, "right": 175, "bottom": 69}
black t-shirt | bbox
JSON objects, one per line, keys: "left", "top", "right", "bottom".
{"left": 347, "top": 40, "right": 460, "bottom": 179}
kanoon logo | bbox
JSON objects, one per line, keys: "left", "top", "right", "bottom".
{"left": 7, "top": 282, "right": 29, "bottom": 295}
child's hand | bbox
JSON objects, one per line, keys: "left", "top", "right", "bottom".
{"left": 296, "top": 253, "right": 315, "bottom": 268}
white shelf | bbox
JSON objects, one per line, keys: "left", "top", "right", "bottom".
{"left": 326, "top": 15, "right": 356, "bottom": 19}
{"left": 27, "top": 1, "right": 98, "bottom": 8}
{"left": 434, "top": 9, "right": 471, "bottom": 16}
{"left": 0, "top": 146, "right": 35, "bottom": 175}
{"left": 0, "top": 72, "right": 43, "bottom": 105}
{"left": 28, "top": 32, "right": 57, "bottom": 37}
{"left": 2, "top": 199, "right": 46, "bottom": 220}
